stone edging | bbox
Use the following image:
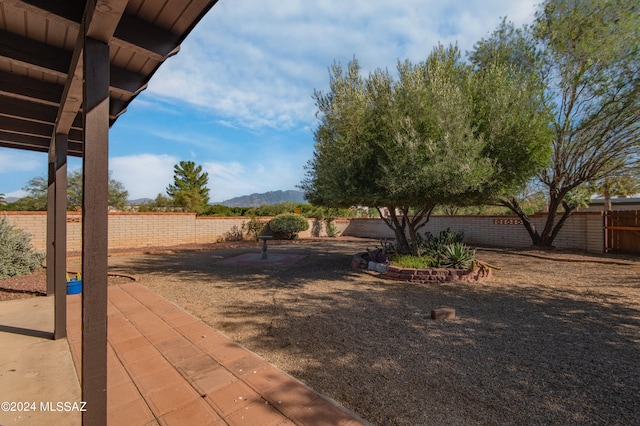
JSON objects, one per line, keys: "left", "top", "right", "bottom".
{"left": 351, "top": 253, "right": 491, "bottom": 283}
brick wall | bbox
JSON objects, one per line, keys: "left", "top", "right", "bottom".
{"left": 2, "top": 211, "right": 48, "bottom": 251}
{"left": 341, "top": 212, "right": 604, "bottom": 252}
{"left": 3, "top": 211, "right": 605, "bottom": 254}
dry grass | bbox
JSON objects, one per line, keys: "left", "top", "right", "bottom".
{"left": 3, "top": 239, "right": 639, "bottom": 424}
{"left": 97, "top": 240, "right": 640, "bottom": 425}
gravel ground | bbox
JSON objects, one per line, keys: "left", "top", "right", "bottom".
{"left": 3, "top": 239, "right": 640, "bottom": 425}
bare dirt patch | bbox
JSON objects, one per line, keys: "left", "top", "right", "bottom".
{"left": 0, "top": 269, "right": 134, "bottom": 301}
{"left": 100, "top": 240, "right": 640, "bottom": 425}
{"left": 3, "top": 239, "right": 639, "bottom": 424}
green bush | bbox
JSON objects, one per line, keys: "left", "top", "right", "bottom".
{"left": 243, "top": 216, "right": 266, "bottom": 240}
{"left": 391, "top": 254, "right": 439, "bottom": 269}
{"left": 0, "top": 216, "right": 45, "bottom": 279}
{"left": 441, "top": 242, "right": 476, "bottom": 269}
{"left": 268, "top": 213, "right": 309, "bottom": 239}
{"left": 205, "top": 204, "right": 235, "bottom": 216}
{"left": 417, "top": 228, "right": 464, "bottom": 258}
{"left": 324, "top": 217, "right": 339, "bottom": 237}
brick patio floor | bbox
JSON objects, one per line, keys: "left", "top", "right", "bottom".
{"left": 66, "top": 283, "right": 367, "bottom": 425}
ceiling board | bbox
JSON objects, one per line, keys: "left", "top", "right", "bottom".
{"left": 0, "top": 0, "right": 217, "bottom": 157}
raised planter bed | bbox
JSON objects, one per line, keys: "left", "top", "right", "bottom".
{"left": 351, "top": 252, "right": 491, "bottom": 283}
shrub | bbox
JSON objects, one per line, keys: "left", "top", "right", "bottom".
{"left": 223, "top": 225, "right": 244, "bottom": 242}
{"left": 324, "top": 217, "right": 340, "bottom": 237}
{"left": 320, "top": 207, "right": 341, "bottom": 237}
{"left": 0, "top": 216, "right": 45, "bottom": 279}
{"left": 268, "top": 213, "right": 309, "bottom": 239}
{"left": 243, "top": 216, "right": 266, "bottom": 240}
{"left": 441, "top": 242, "right": 476, "bottom": 269}
{"left": 417, "top": 228, "right": 464, "bottom": 258}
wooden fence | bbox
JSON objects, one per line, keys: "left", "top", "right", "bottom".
{"left": 605, "top": 210, "right": 640, "bottom": 253}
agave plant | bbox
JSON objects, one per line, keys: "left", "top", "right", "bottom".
{"left": 416, "top": 228, "right": 464, "bottom": 258}
{"left": 441, "top": 242, "right": 476, "bottom": 269}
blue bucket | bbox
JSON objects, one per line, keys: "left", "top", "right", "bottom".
{"left": 66, "top": 279, "right": 82, "bottom": 295}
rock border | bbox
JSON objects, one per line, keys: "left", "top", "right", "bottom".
{"left": 351, "top": 252, "right": 491, "bottom": 283}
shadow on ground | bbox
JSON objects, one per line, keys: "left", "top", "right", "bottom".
{"left": 107, "top": 241, "right": 640, "bottom": 425}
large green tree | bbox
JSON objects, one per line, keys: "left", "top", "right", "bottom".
{"left": 472, "top": 0, "right": 640, "bottom": 246}
{"left": 17, "top": 170, "right": 128, "bottom": 211}
{"left": 166, "top": 161, "right": 210, "bottom": 214}
{"left": 67, "top": 170, "right": 129, "bottom": 211}
{"left": 302, "top": 46, "right": 552, "bottom": 254}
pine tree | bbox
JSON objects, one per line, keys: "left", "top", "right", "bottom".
{"left": 166, "top": 161, "right": 210, "bottom": 214}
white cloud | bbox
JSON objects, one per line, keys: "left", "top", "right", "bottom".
{"left": 204, "top": 159, "right": 305, "bottom": 202}
{"left": 148, "top": 0, "right": 537, "bottom": 131}
{"left": 5, "top": 189, "right": 28, "bottom": 198}
{"left": 0, "top": 150, "right": 43, "bottom": 173}
{"left": 110, "top": 154, "right": 178, "bottom": 200}
{"left": 0, "top": 0, "right": 542, "bottom": 201}
{"left": 0, "top": 150, "right": 47, "bottom": 197}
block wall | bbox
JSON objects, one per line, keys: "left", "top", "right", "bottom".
{"left": 107, "top": 213, "right": 196, "bottom": 249}
{"left": 341, "top": 212, "right": 605, "bottom": 252}
{"left": 3, "top": 211, "right": 48, "bottom": 251}
{"left": 195, "top": 217, "right": 251, "bottom": 243}
{"left": 4, "top": 211, "right": 605, "bottom": 254}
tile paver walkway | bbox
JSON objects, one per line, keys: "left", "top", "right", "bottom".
{"left": 66, "top": 283, "right": 367, "bottom": 425}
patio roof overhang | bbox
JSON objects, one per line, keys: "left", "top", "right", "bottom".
{"left": 0, "top": 1, "right": 218, "bottom": 424}
{"left": 0, "top": 0, "right": 216, "bottom": 156}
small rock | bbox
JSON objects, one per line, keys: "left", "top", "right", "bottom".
{"left": 431, "top": 307, "right": 456, "bottom": 320}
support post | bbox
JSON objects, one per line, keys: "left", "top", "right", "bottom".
{"left": 53, "top": 134, "right": 68, "bottom": 340}
{"left": 81, "top": 36, "right": 110, "bottom": 426}
{"left": 46, "top": 150, "right": 55, "bottom": 296}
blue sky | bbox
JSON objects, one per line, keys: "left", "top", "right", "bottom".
{"left": 0, "top": 0, "right": 537, "bottom": 203}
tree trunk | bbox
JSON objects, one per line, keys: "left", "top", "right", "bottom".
{"left": 603, "top": 187, "right": 612, "bottom": 211}
{"left": 501, "top": 197, "right": 542, "bottom": 245}
{"left": 376, "top": 205, "right": 434, "bottom": 255}
{"left": 501, "top": 192, "right": 577, "bottom": 248}
{"left": 377, "top": 207, "right": 411, "bottom": 254}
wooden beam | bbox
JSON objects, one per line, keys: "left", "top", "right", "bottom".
{"left": 110, "top": 66, "right": 148, "bottom": 95}
{"left": 67, "top": 142, "right": 83, "bottom": 157}
{"left": 0, "top": 29, "right": 71, "bottom": 77}
{"left": 0, "top": 115, "right": 53, "bottom": 136}
{"left": 6, "top": 1, "right": 178, "bottom": 60}
{"left": 0, "top": 96, "right": 82, "bottom": 130}
{"left": 56, "top": 0, "right": 128, "bottom": 134}
{"left": 0, "top": 134, "right": 46, "bottom": 145}
{"left": 0, "top": 133, "right": 75, "bottom": 155}
{"left": 7, "top": 0, "right": 85, "bottom": 24}
{"left": 0, "top": 97, "right": 59, "bottom": 124}
{"left": 81, "top": 36, "right": 110, "bottom": 426}
{"left": 0, "top": 143, "right": 44, "bottom": 153}
{"left": 53, "top": 133, "right": 68, "bottom": 340}
{"left": 0, "top": 137, "right": 81, "bottom": 157}
{"left": 109, "top": 98, "right": 131, "bottom": 119}
{"left": 84, "top": 0, "right": 131, "bottom": 42}
{"left": 170, "top": 0, "right": 219, "bottom": 38}
{"left": 0, "top": 116, "right": 83, "bottom": 141}
{"left": 0, "top": 70, "right": 63, "bottom": 106}
{"left": 114, "top": 14, "right": 181, "bottom": 59}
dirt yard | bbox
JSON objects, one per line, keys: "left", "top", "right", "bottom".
{"left": 3, "top": 239, "right": 640, "bottom": 425}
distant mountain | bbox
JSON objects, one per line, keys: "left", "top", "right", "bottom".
{"left": 221, "top": 190, "right": 306, "bottom": 207}
{"left": 4, "top": 197, "right": 19, "bottom": 203}
{"left": 127, "top": 198, "right": 153, "bottom": 206}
